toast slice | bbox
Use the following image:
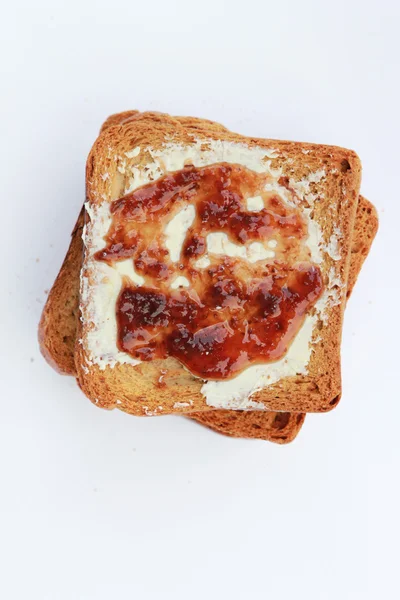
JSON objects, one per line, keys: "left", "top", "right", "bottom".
{"left": 76, "top": 112, "right": 362, "bottom": 415}
{"left": 39, "top": 113, "right": 377, "bottom": 442}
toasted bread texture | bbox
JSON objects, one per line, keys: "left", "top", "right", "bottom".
{"left": 76, "top": 112, "right": 362, "bottom": 415}
{"left": 39, "top": 210, "right": 84, "bottom": 375}
{"left": 346, "top": 197, "right": 379, "bottom": 300}
{"left": 192, "top": 409, "right": 307, "bottom": 444}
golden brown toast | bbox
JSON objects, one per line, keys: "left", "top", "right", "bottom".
{"left": 76, "top": 112, "right": 362, "bottom": 415}
{"left": 39, "top": 111, "right": 378, "bottom": 440}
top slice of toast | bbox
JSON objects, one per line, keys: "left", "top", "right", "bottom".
{"left": 75, "top": 112, "right": 362, "bottom": 415}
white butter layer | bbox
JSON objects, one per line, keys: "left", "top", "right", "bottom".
{"left": 246, "top": 195, "right": 264, "bottom": 211}
{"left": 165, "top": 205, "right": 195, "bottom": 262}
{"left": 81, "top": 203, "right": 140, "bottom": 369}
{"left": 81, "top": 138, "right": 342, "bottom": 409}
{"left": 206, "top": 232, "right": 275, "bottom": 263}
{"left": 115, "top": 259, "right": 145, "bottom": 286}
{"left": 195, "top": 256, "right": 211, "bottom": 269}
{"left": 170, "top": 276, "right": 190, "bottom": 289}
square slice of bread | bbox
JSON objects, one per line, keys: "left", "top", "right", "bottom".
{"left": 75, "top": 112, "right": 362, "bottom": 415}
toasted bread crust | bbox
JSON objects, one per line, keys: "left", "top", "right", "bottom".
{"left": 347, "top": 197, "right": 379, "bottom": 300}
{"left": 76, "top": 112, "right": 362, "bottom": 415}
{"left": 38, "top": 210, "right": 85, "bottom": 375}
{"left": 191, "top": 411, "right": 306, "bottom": 443}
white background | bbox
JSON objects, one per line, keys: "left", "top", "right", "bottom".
{"left": 1, "top": 1, "right": 399, "bottom": 598}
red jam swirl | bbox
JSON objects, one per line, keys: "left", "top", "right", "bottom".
{"left": 95, "top": 163, "right": 323, "bottom": 380}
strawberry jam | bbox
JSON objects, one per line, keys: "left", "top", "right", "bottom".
{"left": 95, "top": 163, "right": 323, "bottom": 379}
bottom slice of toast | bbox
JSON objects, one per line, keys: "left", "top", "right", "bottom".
{"left": 39, "top": 193, "right": 378, "bottom": 442}
{"left": 39, "top": 109, "right": 378, "bottom": 442}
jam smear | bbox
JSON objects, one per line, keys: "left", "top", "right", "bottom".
{"left": 95, "top": 164, "right": 306, "bottom": 266}
{"left": 95, "top": 163, "right": 323, "bottom": 380}
{"left": 117, "top": 264, "right": 322, "bottom": 379}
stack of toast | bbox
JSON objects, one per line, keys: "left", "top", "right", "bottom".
{"left": 39, "top": 111, "right": 378, "bottom": 443}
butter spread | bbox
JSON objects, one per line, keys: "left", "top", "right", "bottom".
{"left": 206, "top": 233, "right": 275, "bottom": 263}
{"left": 246, "top": 195, "right": 264, "bottom": 211}
{"left": 164, "top": 205, "right": 195, "bottom": 262}
{"left": 170, "top": 276, "right": 190, "bottom": 289}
